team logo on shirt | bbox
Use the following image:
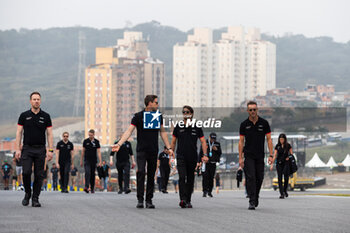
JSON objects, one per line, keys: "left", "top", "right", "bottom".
{"left": 143, "top": 110, "right": 161, "bottom": 129}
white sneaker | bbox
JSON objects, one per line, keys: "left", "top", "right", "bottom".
{"left": 103, "top": 189, "right": 107, "bottom": 192}
{"left": 20, "top": 186, "right": 24, "bottom": 191}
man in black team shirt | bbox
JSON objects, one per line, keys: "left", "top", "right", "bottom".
{"left": 112, "top": 95, "right": 173, "bottom": 209}
{"left": 56, "top": 132, "right": 74, "bottom": 193}
{"left": 110, "top": 138, "right": 136, "bottom": 194}
{"left": 81, "top": 129, "right": 102, "bottom": 194}
{"left": 15, "top": 91, "right": 53, "bottom": 207}
{"left": 239, "top": 101, "right": 273, "bottom": 210}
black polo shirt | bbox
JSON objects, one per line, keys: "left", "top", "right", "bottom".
{"left": 275, "top": 143, "right": 292, "bottom": 162}
{"left": 56, "top": 140, "right": 74, "bottom": 164}
{"left": 239, "top": 116, "right": 271, "bottom": 159}
{"left": 172, "top": 124, "right": 204, "bottom": 161}
{"left": 131, "top": 110, "right": 163, "bottom": 153}
{"left": 110, "top": 140, "right": 133, "bottom": 164}
{"left": 83, "top": 138, "right": 100, "bottom": 162}
{"left": 17, "top": 109, "right": 52, "bottom": 146}
{"left": 158, "top": 151, "right": 170, "bottom": 168}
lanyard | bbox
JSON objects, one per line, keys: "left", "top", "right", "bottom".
{"left": 209, "top": 140, "right": 215, "bottom": 152}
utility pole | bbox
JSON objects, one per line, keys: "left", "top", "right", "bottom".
{"left": 73, "top": 31, "right": 86, "bottom": 117}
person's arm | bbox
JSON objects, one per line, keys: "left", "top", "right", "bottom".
{"left": 108, "top": 167, "right": 111, "bottom": 179}
{"left": 46, "top": 127, "right": 53, "bottom": 161}
{"left": 270, "top": 149, "right": 278, "bottom": 171}
{"left": 97, "top": 148, "right": 102, "bottom": 166}
{"left": 266, "top": 133, "right": 273, "bottom": 165}
{"left": 160, "top": 125, "right": 174, "bottom": 158}
{"left": 15, "top": 125, "right": 24, "bottom": 160}
{"left": 170, "top": 136, "right": 177, "bottom": 157}
{"left": 199, "top": 137, "right": 208, "bottom": 163}
{"left": 112, "top": 125, "right": 136, "bottom": 152}
{"left": 70, "top": 148, "right": 74, "bottom": 169}
{"left": 130, "top": 155, "right": 136, "bottom": 169}
{"left": 56, "top": 149, "right": 60, "bottom": 169}
{"left": 80, "top": 147, "right": 85, "bottom": 167}
{"left": 238, "top": 135, "right": 245, "bottom": 169}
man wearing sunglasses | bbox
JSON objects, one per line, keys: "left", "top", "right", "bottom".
{"left": 56, "top": 132, "right": 74, "bottom": 193}
{"left": 238, "top": 101, "right": 273, "bottom": 210}
{"left": 112, "top": 95, "right": 173, "bottom": 209}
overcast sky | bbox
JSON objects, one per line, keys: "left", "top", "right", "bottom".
{"left": 1, "top": 0, "right": 349, "bottom": 42}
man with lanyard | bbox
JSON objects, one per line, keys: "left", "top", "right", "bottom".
{"left": 15, "top": 91, "right": 53, "bottom": 207}
{"left": 157, "top": 146, "right": 171, "bottom": 194}
{"left": 56, "top": 132, "right": 74, "bottom": 193}
{"left": 112, "top": 95, "right": 173, "bottom": 209}
{"left": 110, "top": 138, "right": 136, "bottom": 194}
{"left": 81, "top": 129, "right": 102, "bottom": 193}
{"left": 200, "top": 132, "right": 222, "bottom": 197}
{"left": 239, "top": 101, "right": 273, "bottom": 210}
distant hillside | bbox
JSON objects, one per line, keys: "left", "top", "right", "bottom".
{"left": 0, "top": 21, "right": 349, "bottom": 125}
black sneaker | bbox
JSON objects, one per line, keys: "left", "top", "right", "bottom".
{"left": 136, "top": 201, "right": 144, "bottom": 208}
{"left": 279, "top": 195, "right": 285, "bottom": 199}
{"left": 118, "top": 190, "right": 123, "bottom": 194}
{"left": 208, "top": 193, "right": 213, "bottom": 198}
{"left": 125, "top": 189, "right": 131, "bottom": 194}
{"left": 255, "top": 199, "right": 259, "bottom": 207}
{"left": 202, "top": 192, "right": 207, "bottom": 197}
{"left": 64, "top": 190, "right": 69, "bottom": 193}
{"left": 162, "top": 190, "right": 168, "bottom": 194}
{"left": 32, "top": 197, "right": 41, "bottom": 207}
{"left": 186, "top": 202, "right": 193, "bottom": 208}
{"left": 248, "top": 202, "right": 255, "bottom": 210}
{"left": 179, "top": 200, "right": 187, "bottom": 208}
{"left": 284, "top": 192, "right": 288, "bottom": 198}
{"left": 22, "top": 193, "right": 31, "bottom": 206}
{"left": 83, "top": 187, "right": 89, "bottom": 193}
{"left": 146, "top": 201, "right": 155, "bottom": 209}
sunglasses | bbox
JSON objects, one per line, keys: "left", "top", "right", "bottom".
{"left": 182, "top": 111, "right": 191, "bottom": 114}
{"left": 249, "top": 108, "right": 257, "bottom": 112}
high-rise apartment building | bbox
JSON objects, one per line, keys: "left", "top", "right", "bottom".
{"left": 173, "top": 26, "right": 276, "bottom": 108}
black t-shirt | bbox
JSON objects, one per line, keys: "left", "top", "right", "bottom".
{"left": 172, "top": 124, "right": 204, "bottom": 161}
{"left": 17, "top": 109, "right": 52, "bottom": 146}
{"left": 13, "top": 152, "right": 22, "bottom": 166}
{"left": 2, "top": 163, "right": 12, "bottom": 175}
{"left": 239, "top": 116, "right": 271, "bottom": 159}
{"left": 83, "top": 138, "right": 100, "bottom": 162}
{"left": 70, "top": 167, "right": 78, "bottom": 176}
{"left": 158, "top": 151, "right": 170, "bottom": 168}
{"left": 131, "top": 110, "right": 163, "bottom": 153}
{"left": 51, "top": 167, "right": 59, "bottom": 179}
{"left": 275, "top": 143, "right": 292, "bottom": 162}
{"left": 110, "top": 140, "right": 133, "bottom": 164}
{"left": 56, "top": 140, "right": 74, "bottom": 164}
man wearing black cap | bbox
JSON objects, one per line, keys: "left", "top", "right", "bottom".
{"left": 239, "top": 101, "right": 273, "bottom": 210}
{"left": 200, "top": 132, "right": 222, "bottom": 197}
{"left": 15, "top": 91, "right": 53, "bottom": 207}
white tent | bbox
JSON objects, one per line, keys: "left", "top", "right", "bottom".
{"left": 342, "top": 154, "right": 350, "bottom": 166}
{"left": 326, "top": 156, "right": 338, "bottom": 167}
{"left": 306, "top": 153, "right": 327, "bottom": 167}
